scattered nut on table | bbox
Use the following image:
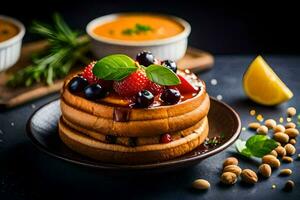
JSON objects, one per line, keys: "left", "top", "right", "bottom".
{"left": 269, "top": 150, "right": 278, "bottom": 157}
{"left": 282, "top": 156, "right": 293, "bottom": 163}
{"left": 274, "top": 125, "right": 285, "bottom": 133}
{"left": 223, "top": 157, "right": 238, "bottom": 167}
{"left": 248, "top": 122, "right": 261, "bottom": 130}
{"left": 262, "top": 155, "right": 281, "bottom": 168}
{"left": 275, "top": 146, "right": 286, "bottom": 157}
{"left": 273, "top": 132, "right": 289, "bottom": 143}
{"left": 285, "top": 122, "right": 296, "bottom": 129}
{"left": 220, "top": 172, "right": 237, "bottom": 185}
{"left": 284, "top": 144, "right": 296, "bottom": 155}
{"left": 284, "top": 180, "right": 295, "bottom": 192}
{"left": 258, "top": 164, "right": 272, "bottom": 178}
{"left": 192, "top": 179, "right": 210, "bottom": 190}
{"left": 279, "top": 169, "right": 292, "bottom": 176}
{"left": 223, "top": 165, "right": 242, "bottom": 176}
{"left": 241, "top": 169, "right": 258, "bottom": 184}
{"left": 265, "top": 119, "right": 277, "bottom": 129}
{"left": 289, "top": 139, "right": 296, "bottom": 145}
{"left": 285, "top": 128, "right": 299, "bottom": 138}
{"left": 286, "top": 107, "right": 296, "bottom": 117}
{"left": 257, "top": 125, "right": 268, "bottom": 135}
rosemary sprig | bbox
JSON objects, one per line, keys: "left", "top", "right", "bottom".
{"left": 7, "top": 13, "right": 90, "bottom": 87}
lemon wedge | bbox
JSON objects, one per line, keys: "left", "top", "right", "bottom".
{"left": 243, "top": 55, "right": 293, "bottom": 106}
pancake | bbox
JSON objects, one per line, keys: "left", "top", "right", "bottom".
{"left": 59, "top": 117, "right": 209, "bottom": 164}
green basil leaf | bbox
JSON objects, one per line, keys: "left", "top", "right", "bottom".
{"left": 93, "top": 54, "right": 137, "bottom": 81}
{"left": 241, "top": 148, "right": 252, "bottom": 157}
{"left": 246, "top": 135, "right": 278, "bottom": 158}
{"left": 235, "top": 139, "right": 247, "bottom": 153}
{"left": 145, "top": 64, "right": 180, "bottom": 86}
{"left": 235, "top": 139, "right": 252, "bottom": 157}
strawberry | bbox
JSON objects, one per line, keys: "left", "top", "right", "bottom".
{"left": 175, "top": 74, "right": 199, "bottom": 94}
{"left": 82, "top": 62, "right": 113, "bottom": 90}
{"left": 113, "top": 71, "right": 149, "bottom": 97}
{"left": 146, "top": 81, "right": 163, "bottom": 96}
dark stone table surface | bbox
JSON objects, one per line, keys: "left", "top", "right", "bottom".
{"left": 0, "top": 55, "right": 299, "bottom": 200}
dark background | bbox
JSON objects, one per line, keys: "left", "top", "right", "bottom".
{"left": 1, "top": 0, "right": 300, "bottom": 54}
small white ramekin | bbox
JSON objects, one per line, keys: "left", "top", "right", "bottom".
{"left": 0, "top": 15, "right": 25, "bottom": 72}
{"left": 86, "top": 13, "right": 191, "bottom": 61}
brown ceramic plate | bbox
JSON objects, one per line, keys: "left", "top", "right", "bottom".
{"left": 26, "top": 97, "right": 241, "bottom": 171}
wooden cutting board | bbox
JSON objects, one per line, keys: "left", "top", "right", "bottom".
{"left": 0, "top": 41, "right": 214, "bottom": 109}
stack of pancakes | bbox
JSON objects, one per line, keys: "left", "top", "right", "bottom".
{"left": 59, "top": 77, "right": 210, "bottom": 164}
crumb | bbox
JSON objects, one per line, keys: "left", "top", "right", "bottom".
{"left": 210, "top": 79, "right": 217, "bottom": 86}
{"left": 250, "top": 109, "right": 256, "bottom": 116}
{"left": 256, "top": 114, "right": 264, "bottom": 122}
{"left": 216, "top": 95, "right": 223, "bottom": 100}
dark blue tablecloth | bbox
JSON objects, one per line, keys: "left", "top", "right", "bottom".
{"left": 0, "top": 55, "right": 299, "bottom": 200}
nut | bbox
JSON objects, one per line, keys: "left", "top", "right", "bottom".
{"left": 287, "top": 107, "right": 296, "bottom": 117}
{"left": 273, "top": 132, "right": 289, "bottom": 143}
{"left": 265, "top": 119, "right": 277, "bottom": 129}
{"left": 274, "top": 125, "right": 285, "bottom": 133}
{"left": 269, "top": 150, "right": 278, "bottom": 157}
{"left": 241, "top": 169, "right": 258, "bottom": 184}
{"left": 285, "top": 122, "right": 296, "bottom": 129}
{"left": 220, "top": 172, "right": 237, "bottom": 185}
{"left": 284, "top": 144, "right": 296, "bottom": 155}
{"left": 282, "top": 156, "right": 293, "bottom": 163}
{"left": 285, "top": 128, "right": 299, "bottom": 138}
{"left": 275, "top": 146, "right": 286, "bottom": 157}
{"left": 223, "top": 165, "right": 242, "bottom": 176}
{"left": 258, "top": 164, "right": 272, "bottom": 178}
{"left": 284, "top": 180, "right": 295, "bottom": 192}
{"left": 192, "top": 179, "right": 210, "bottom": 190}
{"left": 289, "top": 139, "right": 296, "bottom": 145}
{"left": 223, "top": 157, "right": 238, "bottom": 167}
{"left": 248, "top": 122, "right": 261, "bottom": 130}
{"left": 256, "top": 125, "right": 268, "bottom": 135}
{"left": 279, "top": 169, "right": 292, "bottom": 176}
{"left": 262, "top": 155, "right": 281, "bottom": 168}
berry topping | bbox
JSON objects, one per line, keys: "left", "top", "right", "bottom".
{"left": 113, "top": 71, "right": 149, "bottom": 97}
{"left": 160, "top": 134, "right": 172, "bottom": 143}
{"left": 136, "top": 51, "right": 155, "bottom": 66}
{"left": 161, "top": 60, "right": 177, "bottom": 73}
{"left": 136, "top": 90, "right": 154, "bottom": 108}
{"left": 68, "top": 76, "right": 88, "bottom": 93}
{"left": 161, "top": 88, "right": 181, "bottom": 105}
{"left": 84, "top": 84, "right": 107, "bottom": 100}
{"left": 176, "top": 74, "right": 199, "bottom": 94}
{"left": 146, "top": 81, "right": 163, "bottom": 96}
{"left": 105, "top": 135, "right": 117, "bottom": 144}
{"left": 82, "top": 61, "right": 113, "bottom": 90}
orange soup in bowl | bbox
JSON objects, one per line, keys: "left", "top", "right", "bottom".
{"left": 0, "top": 19, "right": 19, "bottom": 43}
{"left": 92, "top": 15, "right": 184, "bottom": 42}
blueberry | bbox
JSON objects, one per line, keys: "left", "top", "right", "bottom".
{"left": 136, "top": 90, "right": 154, "bottom": 107}
{"left": 136, "top": 51, "right": 155, "bottom": 66}
{"left": 161, "top": 89, "right": 181, "bottom": 105}
{"left": 68, "top": 76, "right": 89, "bottom": 93}
{"left": 84, "top": 84, "right": 107, "bottom": 100}
{"left": 105, "top": 135, "right": 117, "bottom": 144}
{"left": 161, "top": 60, "right": 177, "bottom": 73}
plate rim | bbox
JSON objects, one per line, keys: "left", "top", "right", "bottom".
{"left": 26, "top": 97, "right": 241, "bottom": 170}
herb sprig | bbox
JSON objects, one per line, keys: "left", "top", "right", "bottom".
{"left": 7, "top": 14, "right": 90, "bottom": 87}
{"left": 122, "top": 23, "right": 153, "bottom": 36}
{"left": 235, "top": 135, "right": 278, "bottom": 158}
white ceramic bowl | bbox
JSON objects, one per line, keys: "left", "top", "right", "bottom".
{"left": 0, "top": 15, "right": 25, "bottom": 72}
{"left": 86, "top": 13, "right": 191, "bottom": 61}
